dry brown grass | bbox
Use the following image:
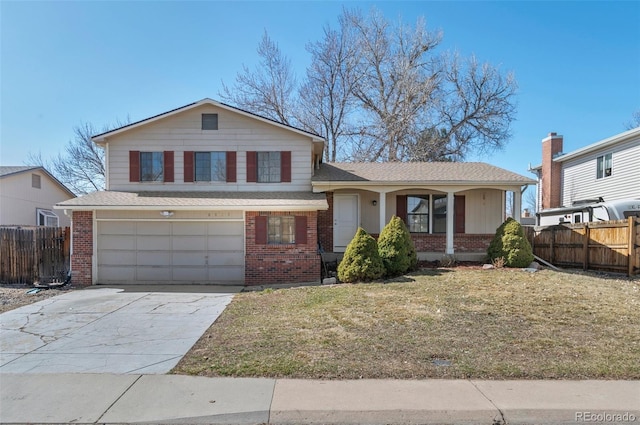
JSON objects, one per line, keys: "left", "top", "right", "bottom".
{"left": 173, "top": 269, "right": 640, "bottom": 379}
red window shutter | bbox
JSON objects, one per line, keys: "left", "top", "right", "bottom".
{"left": 281, "top": 151, "right": 291, "bottom": 182}
{"left": 247, "top": 151, "right": 257, "bottom": 183}
{"left": 184, "top": 151, "right": 194, "bottom": 183}
{"left": 455, "top": 195, "right": 466, "bottom": 234}
{"left": 255, "top": 215, "right": 267, "bottom": 245}
{"left": 164, "top": 151, "right": 174, "bottom": 182}
{"left": 226, "top": 151, "right": 237, "bottom": 183}
{"left": 396, "top": 195, "right": 408, "bottom": 223}
{"left": 129, "top": 151, "right": 140, "bottom": 182}
{"left": 295, "top": 216, "right": 307, "bottom": 245}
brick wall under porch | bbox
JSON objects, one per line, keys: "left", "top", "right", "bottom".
{"left": 369, "top": 233, "right": 493, "bottom": 261}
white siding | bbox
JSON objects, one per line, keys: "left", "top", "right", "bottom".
{"left": 106, "top": 104, "right": 315, "bottom": 192}
{"left": 0, "top": 171, "right": 73, "bottom": 227}
{"left": 561, "top": 137, "right": 640, "bottom": 206}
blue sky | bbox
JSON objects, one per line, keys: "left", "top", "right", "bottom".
{"left": 1, "top": 1, "right": 639, "bottom": 181}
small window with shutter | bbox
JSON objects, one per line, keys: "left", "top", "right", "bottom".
{"left": 255, "top": 215, "right": 307, "bottom": 245}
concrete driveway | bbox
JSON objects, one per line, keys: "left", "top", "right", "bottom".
{"left": 0, "top": 286, "right": 238, "bottom": 374}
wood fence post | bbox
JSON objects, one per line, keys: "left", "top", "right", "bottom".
{"left": 583, "top": 223, "right": 590, "bottom": 271}
{"left": 550, "top": 227, "right": 555, "bottom": 265}
{"left": 629, "top": 216, "right": 635, "bottom": 277}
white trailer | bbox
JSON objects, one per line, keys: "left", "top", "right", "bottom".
{"left": 537, "top": 198, "right": 640, "bottom": 226}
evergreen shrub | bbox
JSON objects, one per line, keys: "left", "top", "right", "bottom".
{"left": 337, "top": 227, "right": 385, "bottom": 283}
{"left": 487, "top": 218, "right": 534, "bottom": 268}
{"left": 378, "top": 215, "right": 417, "bottom": 276}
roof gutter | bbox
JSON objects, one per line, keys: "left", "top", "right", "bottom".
{"left": 54, "top": 204, "right": 328, "bottom": 212}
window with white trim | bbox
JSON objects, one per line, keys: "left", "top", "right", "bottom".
{"left": 596, "top": 153, "right": 612, "bottom": 179}
{"left": 407, "top": 194, "right": 448, "bottom": 234}
{"left": 37, "top": 209, "right": 59, "bottom": 227}
{"left": 407, "top": 196, "right": 430, "bottom": 233}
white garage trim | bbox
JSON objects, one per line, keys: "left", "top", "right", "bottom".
{"left": 95, "top": 218, "right": 244, "bottom": 222}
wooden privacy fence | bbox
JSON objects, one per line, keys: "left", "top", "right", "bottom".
{"left": 525, "top": 217, "right": 640, "bottom": 276}
{"left": 0, "top": 227, "right": 70, "bottom": 284}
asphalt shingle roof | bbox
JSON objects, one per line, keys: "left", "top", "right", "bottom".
{"left": 312, "top": 162, "right": 536, "bottom": 184}
{"left": 0, "top": 166, "right": 40, "bottom": 178}
{"left": 57, "top": 191, "right": 328, "bottom": 209}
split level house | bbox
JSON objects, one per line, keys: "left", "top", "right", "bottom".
{"left": 56, "top": 98, "right": 535, "bottom": 286}
{"left": 1, "top": 166, "right": 74, "bottom": 227}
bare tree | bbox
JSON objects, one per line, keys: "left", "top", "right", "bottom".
{"left": 408, "top": 53, "right": 517, "bottom": 161}
{"left": 297, "top": 18, "right": 360, "bottom": 162}
{"left": 624, "top": 110, "right": 640, "bottom": 130}
{"left": 216, "top": 8, "right": 517, "bottom": 163}
{"left": 345, "top": 9, "right": 442, "bottom": 162}
{"left": 27, "top": 120, "right": 128, "bottom": 195}
{"left": 524, "top": 187, "right": 537, "bottom": 214}
{"left": 220, "top": 31, "right": 297, "bottom": 125}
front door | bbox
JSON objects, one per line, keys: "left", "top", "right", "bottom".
{"left": 333, "top": 194, "right": 359, "bottom": 252}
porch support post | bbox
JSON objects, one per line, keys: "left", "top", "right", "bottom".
{"left": 514, "top": 189, "right": 522, "bottom": 223}
{"left": 378, "top": 191, "right": 387, "bottom": 233}
{"left": 446, "top": 192, "right": 455, "bottom": 255}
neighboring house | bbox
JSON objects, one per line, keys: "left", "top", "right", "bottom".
{"left": 56, "top": 98, "right": 535, "bottom": 287}
{"left": 530, "top": 128, "right": 640, "bottom": 213}
{"left": 0, "top": 166, "right": 74, "bottom": 227}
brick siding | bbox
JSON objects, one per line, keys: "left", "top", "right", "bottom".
{"left": 541, "top": 133, "right": 563, "bottom": 209}
{"left": 245, "top": 211, "right": 320, "bottom": 285}
{"left": 370, "top": 233, "right": 493, "bottom": 253}
{"left": 317, "top": 191, "right": 333, "bottom": 252}
{"left": 71, "top": 210, "right": 93, "bottom": 286}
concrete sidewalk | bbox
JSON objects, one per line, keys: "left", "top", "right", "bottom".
{"left": 1, "top": 374, "right": 638, "bottom": 424}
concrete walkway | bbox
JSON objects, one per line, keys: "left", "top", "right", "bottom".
{"left": 1, "top": 374, "right": 638, "bottom": 424}
{"left": 0, "top": 287, "right": 238, "bottom": 374}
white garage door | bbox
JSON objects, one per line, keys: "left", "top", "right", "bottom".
{"left": 97, "top": 220, "right": 244, "bottom": 284}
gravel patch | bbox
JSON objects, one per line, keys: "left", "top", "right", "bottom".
{"left": 0, "top": 285, "right": 74, "bottom": 314}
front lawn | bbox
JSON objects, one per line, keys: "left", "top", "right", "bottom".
{"left": 173, "top": 269, "right": 640, "bottom": 379}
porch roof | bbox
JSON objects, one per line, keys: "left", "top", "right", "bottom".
{"left": 312, "top": 162, "right": 535, "bottom": 185}
{"left": 55, "top": 190, "right": 328, "bottom": 211}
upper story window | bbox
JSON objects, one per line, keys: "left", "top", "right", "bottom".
{"left": 32, "top": 174, "right": 41, "bottom": 189}
{"left": 129, "top": 151, "right": 174, "bottom": 183}
{"left": 202, "top": 113, "right": 218, "bottom": 130}
{"left": 37, "top": 208, "right": 59, "bottom": 227}
{"left": 246, "top": 151, "right": 291, "bottom": 183}
{"left": 140, "top": 152, "right": 164, "bottom": 182}
{"left": 268, "top": 216, "right": 295, "bottom": 244}
{"left": 596, "top": 153, "right": 612, "bottom": 179}
{"left": 257, "top": 151, "right": 281, "bottom": 183}
{"left": 195, "top": 152, "right": 226, "bottom": 181}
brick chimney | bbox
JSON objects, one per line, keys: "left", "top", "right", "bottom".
{"left": 541, "top": 132, "right": 563, "bottom": 209}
